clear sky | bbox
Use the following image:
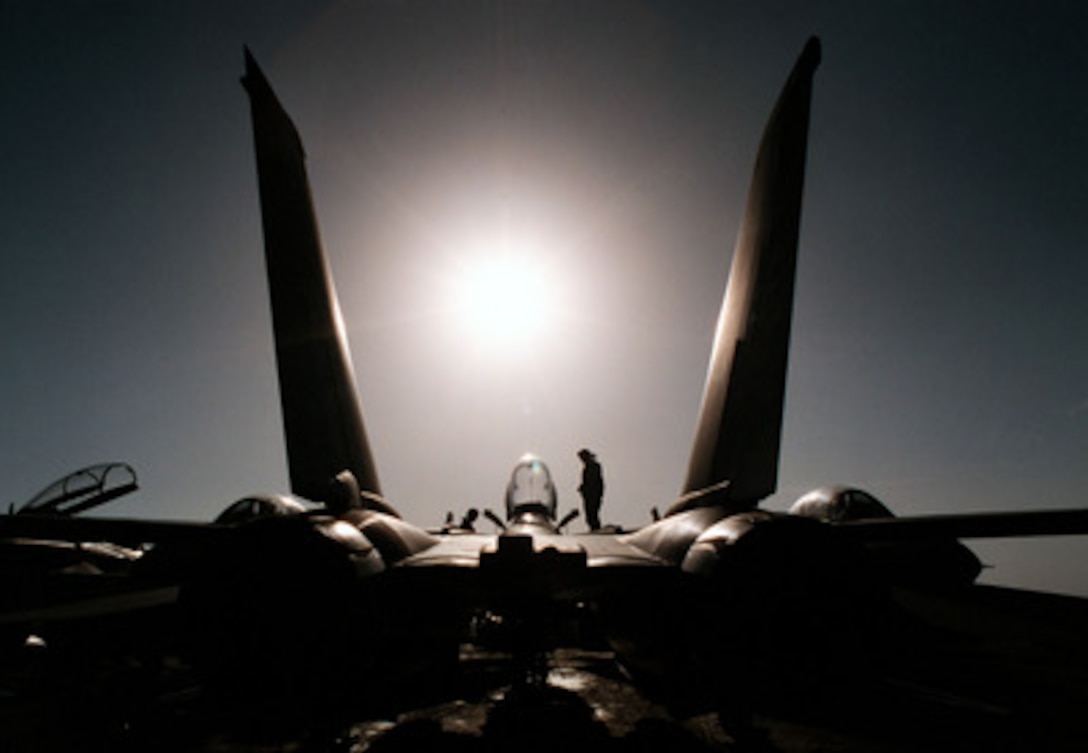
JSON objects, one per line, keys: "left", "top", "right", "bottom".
{"left": 1, "top": 2, "right": 1085, "bottom": 595}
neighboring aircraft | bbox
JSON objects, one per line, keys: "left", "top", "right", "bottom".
{"left": 3, "top": 37, "right": 1087, "bottom": 749}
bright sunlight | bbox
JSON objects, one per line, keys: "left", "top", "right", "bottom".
{"left": 448, "top": 244, "right": 563, "bottom": 351}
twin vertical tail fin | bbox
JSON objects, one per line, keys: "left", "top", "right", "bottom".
{"left": 242, "top": 49, "right": 387, "bottom": 510}
{"left": 672, "top": 38, "right": 821, "bottom": 515}
{"left": 241, "top": 36, "right": 817, "bottom": 516}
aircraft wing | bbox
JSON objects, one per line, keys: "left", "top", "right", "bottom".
{"left": 831, "top": 507, "right": 1088, "bottom": 541}
{"left": 0, "top": 584, "right": 180, "bottom": 626}
{"left": 0, "top": 512, "right": 227, "bottom": 624}
{"left": 0, "top": 513, "right": 230, "bottom": 549}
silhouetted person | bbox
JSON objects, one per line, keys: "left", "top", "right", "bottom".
{"left": 577, "top": 449, "right": 604, "bottom": 531}
{"left": 459, "top": 507, "right": 479, "bottom": 532}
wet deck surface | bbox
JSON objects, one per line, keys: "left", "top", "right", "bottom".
{"left": 3, "top": 640, "right": 1082, "bottom": 753}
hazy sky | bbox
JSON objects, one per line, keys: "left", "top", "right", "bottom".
{"left": 1, "top": 1, "right": 1085, "bottom": 595}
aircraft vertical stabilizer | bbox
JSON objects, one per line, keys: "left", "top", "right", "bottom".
{"left": 242, "top": 49, "right": 384, "bottom": 506}
{"left": 674, "top": 38, "right": 820, "bottom": 513}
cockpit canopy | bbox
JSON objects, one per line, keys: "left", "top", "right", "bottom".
{"left": 504, "top": 454, "right": 557, "bottom": 520}
{"left": 19, "top": 462, "right": 138, "bottom": 517}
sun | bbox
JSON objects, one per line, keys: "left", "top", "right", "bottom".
{"left": 449, "top": 248, "right": 561, "bottom": 349}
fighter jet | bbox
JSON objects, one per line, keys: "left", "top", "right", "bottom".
{"left": 3, "top": 37, "right": 1088, "bottom": 748}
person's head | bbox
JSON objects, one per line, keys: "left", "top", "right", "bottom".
{"left": 577, "top": 448, "right": 595, "bottom": 462}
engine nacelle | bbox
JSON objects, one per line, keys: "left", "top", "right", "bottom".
{"left": 789, "top": 485, "right": 982, "bottom": 586}
{"left": 680, "top": 510, "right": 878, "bottom": 624}
{"left": 179, "top": 506, "right": 444, "bottom": 717}
{"left": 619, "top": 506, "right": 885, "bottom": 721}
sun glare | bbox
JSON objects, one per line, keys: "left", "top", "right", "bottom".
{"left": 450, "top": 247, "right": 560, "bottom": 350}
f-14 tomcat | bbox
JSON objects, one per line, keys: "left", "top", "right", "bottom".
{"left": 4, "top": 37, "right": 1088, "bottom": 745}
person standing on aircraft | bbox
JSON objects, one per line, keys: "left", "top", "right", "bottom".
{"left": 577, "top": 449, "right": 604, "bottom": 531}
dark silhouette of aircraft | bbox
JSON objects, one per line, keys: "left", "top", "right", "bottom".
{"left": 3, "top": 37, "right": 1088, "bottom": 750}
